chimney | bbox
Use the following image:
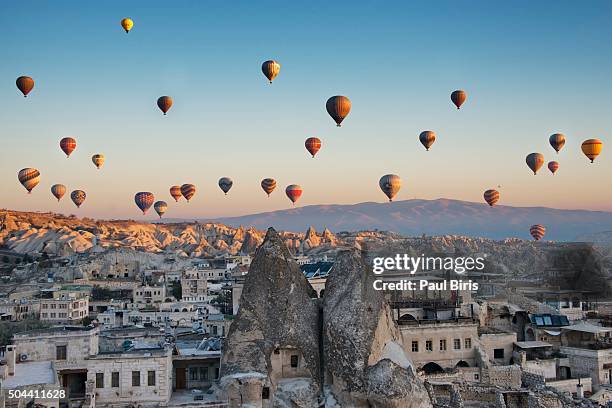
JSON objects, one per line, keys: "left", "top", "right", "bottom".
{"left": 6, "top": 345, "right": 16, "bottom": 376}
{"left": 576, "top": 379, "right": 584, "bottom": 398}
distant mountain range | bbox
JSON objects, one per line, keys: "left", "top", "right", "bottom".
{"left": 201, "top": 199, "right": 612, "bottom": 241}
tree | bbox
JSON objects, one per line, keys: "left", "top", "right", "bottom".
{"left": 0, "top": 319, "right": 51, "bottom": 346}
{"left": 170, "top": 281, "right": 182, "bottom": 300}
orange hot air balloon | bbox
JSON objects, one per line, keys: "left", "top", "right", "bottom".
{"left": 170, "top": 186, "right": 182, "bottom": 202}
{"left": 121, "top": 18, "right": 134, "bottom": 33}
{"left": 581, "top": 139, "right": 603, "bottom": 163}
{"left": 548, "top": 161, "right": 559, "bottom": 175}
{"left": 526, "top": 153, "right": 545, "bottom": 175}
{"left": 305, "top": 137, "right": 322, "bottom": 158}
{"left": 70, "top": 190, "right": 86, "bottom": 208}
{"left": 261, "top": 60, "right": 281, "bottom": 83}
{"left": 18, "top": 168, "right": 40, "bottom": 193}
{"left": 16, "top": 76, "right": 35, "bottom": 97}
{"left": 451, "top": 90, "right": 467, "bottom": 109}
{"left": 549, "top": 133, "right": 566, "bottom": 153}
{"left": 530, "top": 224, "right": 546, "bottom": 241}
{"left": 379, "top": 174, "right": 401, "bottom": 202}
{"left": 326, "top": 96, "right": 351, "bottom": 127}
{"left": 285, "top": 184, "right": 302, "bottom": 205}
{"left": 135, "top": 192, "right": 154, "bottom": 214}
{"left": 51, "top": 184, "right": 66, "bottom": 202}
{"left": 419, "top": 131, "right": 436, "bottom": 151}
{"left": 181, "top": 184, "right": 196, "bottom": 202}
{"left": 60, "top": 137, "right": 77, "bottom": 158}
{"left": 157, "top": 96, "right": 173, "bottom": 115}
{"left": 154, "top": 201, "right": 167, "bottom": 218}
{"left": 483, "top": 189, "right": 500, "bottom": 207}
{"left": 261, "top": 178, "right": 276, "bottom": 197}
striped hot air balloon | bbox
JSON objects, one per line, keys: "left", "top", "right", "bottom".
{"left": 18, "top": 168, "right": 40, "bottom": 193}
{"left": 451, "top": 90, "right": 467, "bottom": 109}
{"left": 548, "top": 161, "right": 559, "bottom": 175}
{"left": 379, "top": 174, "right": 401, "bottom": 202}
{"left": 530, "top": 224, "right": 546, "bottom": 241}
{"left": 261, "top": 178, "right": 276, "bottom": 197}
{"left": 218, "top": 177, "right": 233, "bottom": 195}
{"left": 92, "top": 154, "right": 105, "bottom": 169}
{"left": 157, "top": 96, "right": 173, "bottom": 115}
{"left": 170, "top": 186, "right": 182, "bottom": 202}
{"left": 419, "top": 131, "right": 436, "bottom": 151}
{"left": 483, "top": 189, "right": 500, "bottom": 206}
{"left": 261, "top": 60, "right": 281, "bottom": 83}
{"left": 285, "top": 184, "right": 302, "bottom": 205}
{"left": 305, "top": 137, "right": 322, "bottom": 158}
{"left": 60, "top": 137, "right": 77, "bottom": 158}
{"left": 70, "top": 190, "right": 86, "bottom": 208}
{"left": 526, "top": 153, "right": 545, "bottom": 175}
{"left": 135, "top": 192, "right": 155, "bottom": 214}
{"left": 16, "top": 76, "right": 34, "bottom": 97}
{"left": 180, "top": 184, "right": 196, "bottom": 202}
{"left": 51, "top": 184, "right": 66, "bottom": 202}
{"left": 581, "top": 139, "right": 603, "bottom": 163}
{"left": 549, "top": 133, "right": 566, "bottom": 154}
{"left": 154, "top": 201, "right": 168, "bottom": 218}
{"left": 326, "top": 96, "right": 351, "bottom": 127}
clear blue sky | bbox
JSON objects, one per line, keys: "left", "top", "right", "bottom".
{"left": 0, "top": 1, "right": 610, "bottom": 219}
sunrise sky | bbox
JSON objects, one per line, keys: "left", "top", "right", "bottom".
{"left": 1, "top": 1, "right": 610, "bottom": 219}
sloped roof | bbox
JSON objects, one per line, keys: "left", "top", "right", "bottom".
{"left": 560, "top": 321, "right": 612, "bottom": 334}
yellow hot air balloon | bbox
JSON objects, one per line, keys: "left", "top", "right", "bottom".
{"left": 92, "top": 154, "right": 105, "bottom": 169}
{"left": 121, "top": 18, "right": 134, "bottom": 33}
{"left": 581, "top": 139, "right": 603, "bottom": 163}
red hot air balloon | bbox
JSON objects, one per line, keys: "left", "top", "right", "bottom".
{"left": 451, "top": 90, "right": 467, "bottom": 109}
{"left": 483, "top": 189, "right": 500, "bottom": 206}
{"left": 16, "top": 76, "right": 35, "bottom": 97}
{"left": 530, "top": 224, "right": 546, "bottom": 241}
{"left": 157, "top": 96, "right": 173, "bottom": 115}
{"left": 170, "top": 186, "right": 182, "bottom": 202}
{"left": 548, "top": 161, "right": 559, "bottom": 175}
{"left": 60, "top": 137, "right": 77, "bottom": 158}
{"left": 305, "top": 137, "right": 322, "bottom": 158}
{"left": 285, "top": 184, "right": 302, "bottom": 205}
{"left": 134, "top": 192, "right": 155, "bottom": 214}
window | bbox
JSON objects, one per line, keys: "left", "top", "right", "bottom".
{"left": 440, "top": 339, "right": 447, "bottom": 351}
{"left": 474, "top": 374, "right": 479, "bottom": 380}
{"left": 411, "top": 341, "right": 419, "bottom": 352}
{"left": 96, "top": 373, "right": 104, "bottom": 388}
{"left": 493, "top": 349, "right": 504, "bottom": 359}
{"left": 56, "top": 345, "right": 67, "bottom": 360}
{"left": 425, "top": 340, "right": 433, "bottom": 351}
{"left": 290, "top": 355, "right": 299, "bottom": 368}
{"left": 148, "top": 370, "right": 156, "bottom": 386}
{"left": 132, "top": 371, "right": 140, "bottom": 386}
{"left": 453, "top": 339, "right": 461, "bottom": 350}
{"left": 262, "top": 386, "right": 270, "bottom": 400}
{"left": 464, "top": 338, "right": 472, "bottom": 349}
{"left": 214, "top": 368, "right": 219, "bottom": 379}
{"left": 111, "top": 372, "right": 119, "bottom": 387}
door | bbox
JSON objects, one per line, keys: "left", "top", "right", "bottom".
{"left": 176, "top": 368, "right": 186, "bottom": 389}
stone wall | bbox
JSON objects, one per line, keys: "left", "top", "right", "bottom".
{"left": 522, "top": 368, "right": 546, "bottom": 388}
{"left": 487, "top": 365, "right": 522, "bottom": 389}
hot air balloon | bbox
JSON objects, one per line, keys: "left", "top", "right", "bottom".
{"left": 483, "top": 189, "right": 500, "bottom": 206}
{"left": 419, "top": 131, "right": 436, "bottom": 151}
{"left": 261, "top": 60, "right": 281, "bottom": 83}
{"left": 326, "top": 96, "right": 351, "bottom": 127}
{"left": 170, "top": 186, "right": 182, "bottom": 202}
{"left": 121, "top": 18, "right": 134, "bottom": 33}
{"left": 530, "top": 224, "right": 546, "bottom": 241}
{"left": 157, "top": 96, "right": 173, "bottom": 115}
{"left": 526, "top": 153, "right": 545, "bottom": 175}
{"left": 549, "top": 133, "right": 566, "bottom": 154}
{"left": 451, "top": 90, "right": 467, "bottom": 109}
{"left": 261, "top": 178, "right": 276, "bottom": 197}
{"left": 154, "top": 201, "right": 168, "bottom": 218}
{"left": 181, "top": 184, "right": 196, "bottom": 202}
{"left": 51, "top": 184, "right": 66, "bottom": 202}
{"left": 60, "top": 137, "right": 77, "bottom": 158}
{"left": 379, "top": 174, "right": 401, "bottom": 202}
{"left": 581, "top": 139, "right": 603, "bottom": 163}
{"left": 218, "top": 177, "right": 233, "bottom": 195}
{"left": 134, "top": 192, "right": 154, "bottom": 214}
{"left": 548, "top": 161, "right": 559, "bottom": 175}
{"left": 70, "top": 190, "right": 86, "bottom": 208}
{"left": 18, "top": 168, "right": 40, "bottom": 193}
{"left": 305, "top": 137, "right": 322, "bottom": 158}
{"left": 285, "top": 184, "right": 302, "bottom": 205}
{"left": 92, "top": 154, "right": 105, "bottom": 169}
{"left": 16, "top": 76, "right": 34, "bottom": 97}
